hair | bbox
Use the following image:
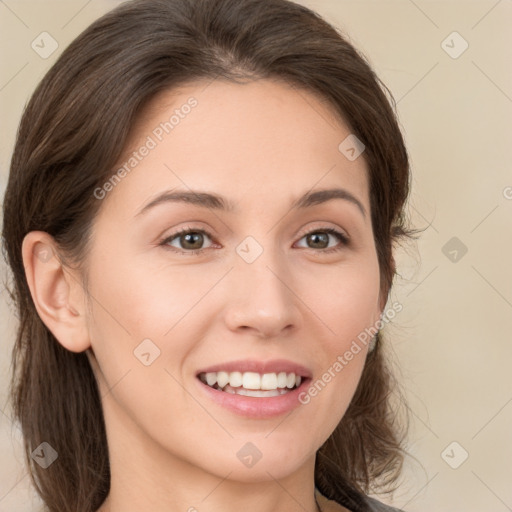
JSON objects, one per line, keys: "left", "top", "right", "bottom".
{"left": 2, "top": 0, "right": 421, "bottom": 510}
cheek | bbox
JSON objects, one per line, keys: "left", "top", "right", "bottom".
{"left": 299, "top": 255, "right": 380, "bottom": 340}
{"left": 83, "top": 261, "right": 194, "bottom": 437}
{"left": 84, "top": 248, "right": 208, "bottom": 390}
{"left": 297, "top": 257, "right": 379, "bottom": 412}
{"left": 86, "top": 245, "right": 179, "bottom": 336}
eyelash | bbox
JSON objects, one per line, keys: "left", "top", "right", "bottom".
{"left": 159, "top": 226, "right": 350, "bottom": 256}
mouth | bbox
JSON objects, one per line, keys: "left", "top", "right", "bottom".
{"left": 197, "top": 371, "right": 306, "bottom": 398}
{"left": 195, "top": 363, "right": 313, "bottom": 418}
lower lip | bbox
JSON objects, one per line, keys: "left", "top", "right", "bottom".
{"left": 196, "top": 377, "right": 311, "bottom": 419}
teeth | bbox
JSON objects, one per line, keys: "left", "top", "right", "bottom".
{"left": 229, "top": 371, "right": 243, "bottom": 388}
{"left": 232, "top": 386, "right": 289, "bottom": 397}
{"left": 200, "top": 371, "right": 303, "bottom": 391}
{"left": 261, "top": 373, "right": 277, "bottom": 389}
{"left": 242, "top": 372, "right": 260, "bottom": 390}
{"left": 217, "top": 371, "right": 229, "bottom": 388}
{"left": 277, "top": 372, "right": 288, "bottom": 388}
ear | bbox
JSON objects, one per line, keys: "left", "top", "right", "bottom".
{"left": 21, "top": 231, "right": 91, "bottom": 353}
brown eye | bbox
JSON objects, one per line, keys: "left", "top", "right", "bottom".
{"left": 296, "top": 228, "right": 349, "bottom": 252}
{"left": 161, "top": 228, "right": 214, "bottom": 254}
{"left": 160, "top": 226, "right": 349, "bottom": 256}
{"left": 178, "top": 232, "right": 204, "bottom": 250}
{"left": 306, "top": 232, "right": 329, "bottom": 249}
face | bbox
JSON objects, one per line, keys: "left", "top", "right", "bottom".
{"left": 82, "top": 78, "right": 382, "bottom": 483}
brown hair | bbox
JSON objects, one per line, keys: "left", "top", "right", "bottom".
{"left": 2, "top": 0, "right": 420, "bottom": 510}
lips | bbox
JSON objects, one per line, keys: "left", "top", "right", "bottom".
{"left": 195, "top": 358, "right": 313, "bottom": 379}
{"left": 196, "top": 371, "right": 311, "bottom": 418}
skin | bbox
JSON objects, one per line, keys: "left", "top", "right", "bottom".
{"left": 22, "top": 78, "right": 386, "bottom": 512}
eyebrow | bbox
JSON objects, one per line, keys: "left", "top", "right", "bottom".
{"left": 135, "top": 187, "right": 366, "bottom": 218}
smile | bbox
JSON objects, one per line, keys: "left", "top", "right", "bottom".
{"left": 198, "top": 371, "right": 302, "bottom": 397}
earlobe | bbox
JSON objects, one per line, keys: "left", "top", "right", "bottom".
{"left": 21, "top": 231, "right": 91, "bottom": 353}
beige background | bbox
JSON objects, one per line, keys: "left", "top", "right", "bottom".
{"left": 1, "top": 1, "right": 511, "bottom": 510}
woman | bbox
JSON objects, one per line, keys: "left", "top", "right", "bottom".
{"left": 2, "top": 0, "right": 419, "bottom": 510}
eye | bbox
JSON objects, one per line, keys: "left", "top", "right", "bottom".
{"left": 295, "top": 227, "right": 349, "bottom": 253}
{"left": 160, "top": 227, "right": 215, "bottom": 255}
{"left": 159, "top": 226, "right": 349, "bottom": 255}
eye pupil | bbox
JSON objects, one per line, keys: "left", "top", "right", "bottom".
{"left": 182, "top": 232, "right": 203, "bottom": 249}
{"left": 308, "top": 232, "right": 328, "bottom": 249}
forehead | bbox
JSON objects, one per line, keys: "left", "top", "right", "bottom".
{"left": 101, "top": 78, "right": 370, "bottom": 217}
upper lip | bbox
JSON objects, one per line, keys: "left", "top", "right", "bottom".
{"left": 196, "top": 359, "right": 312, "bottom": 379}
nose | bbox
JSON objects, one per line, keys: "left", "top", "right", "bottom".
{"left": 223, "top": 246, "right": 302, "bottom": 338}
